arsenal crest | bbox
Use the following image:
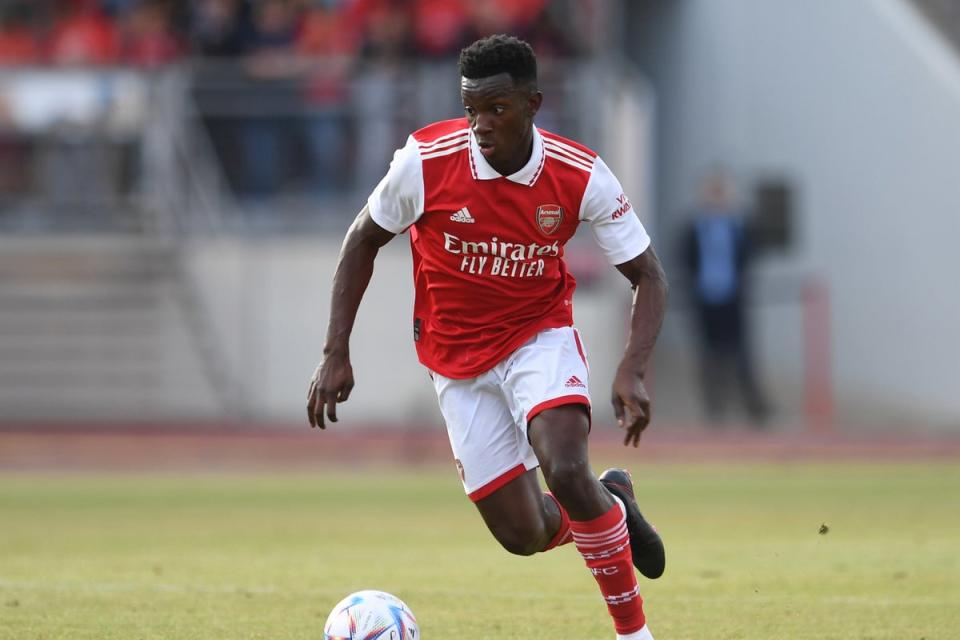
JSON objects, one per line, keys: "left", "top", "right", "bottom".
{"left": 536, "top": 204, "right": 563, "bottom": 236}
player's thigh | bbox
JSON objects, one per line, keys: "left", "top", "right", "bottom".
{"left": 431, "top": 371, "right": 539, "bottom": 502}
{"left": 502, "top": 326, "right": 592, "bottom": 441}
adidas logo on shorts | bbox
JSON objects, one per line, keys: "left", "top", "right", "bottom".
{"left": 565, "top": 375, "right": 585, "bottom": 388}
{"left": 450, "top": 207, "right": 476, "bottom": 223}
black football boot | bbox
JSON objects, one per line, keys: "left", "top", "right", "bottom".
{"left": 598, "top": 468, "right": 665, "bottom": 579}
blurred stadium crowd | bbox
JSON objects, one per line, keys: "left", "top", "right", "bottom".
{"left": 0, "top": 0, "right": 592, "bottom": 67}
{"left": 0, "top": 0, "right": 602, "bottom": 210}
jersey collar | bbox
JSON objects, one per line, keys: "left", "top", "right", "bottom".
{"left": 468, "top": 125, "right": 546, "bottom": 187}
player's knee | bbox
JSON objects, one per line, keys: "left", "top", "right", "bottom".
{"left": 541, "top": 458, "right": 592, "bottom": 506}
{"left": 489, "top": 522, "right": 546, "bottom": 556}
{"left": 497, "top": 535, "right": 541, "bottom": 556}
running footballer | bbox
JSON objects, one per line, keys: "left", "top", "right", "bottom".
{"left": 308, "top": 35, "right": 669, "bottom": 640}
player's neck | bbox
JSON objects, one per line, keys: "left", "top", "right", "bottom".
{"left": 489, "top": 133, "right": 534, "bottom": 177}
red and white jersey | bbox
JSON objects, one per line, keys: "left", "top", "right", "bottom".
{"left": 368, "top": 118, "right": 650, "bottom": 379}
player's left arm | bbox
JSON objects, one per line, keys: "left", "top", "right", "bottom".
{"left": 612, "top": 246, "right": 668, "bottom": 447}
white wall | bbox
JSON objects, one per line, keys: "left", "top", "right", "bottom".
{"left": 631, "top": 0, "right": 960, "bottom": 426}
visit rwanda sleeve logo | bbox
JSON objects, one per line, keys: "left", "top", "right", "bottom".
{"left": 536, "top": 204, "right": 563, "bottom": 235}
{"left": 611, "top": 194, "right": 632, "bottom": 220}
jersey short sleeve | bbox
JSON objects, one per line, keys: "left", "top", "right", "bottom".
{"left": 367, "top": 135, "right": 425, "bottom": 234}
{"left": 578, "top": 156, "right": 651, "bottom": 265}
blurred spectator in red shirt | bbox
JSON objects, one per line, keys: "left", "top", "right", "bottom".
{"left": 465, "top": 3, "right": 510, "bottom": 38}
{"left": 298, "top": 0, "right": 356, "bottom": 103}
{"left": 298, "top": 0, "right": 357, "bottom": 193}
{"left": 349, "top": 0, "right": 412, "bottom": 62}
{"left": 298, "top": 0, "right": 357, "bottom": 61}
{"left": 0, "top": 6, "right": 41, "bottom": 66}
{"left": 491, "top": 0, "right": 547, "bottom": 32}
{"left": 122, "top": 0, "right": 183, "bottom": 68}
{"left": 411, "top": 0, "right": 469, "bottom": 58}
{"left": 464, "top": 0, "right": 548, "bottom": 40}
{"left": 47, "top": 0, "right": 121, "bottom": 66}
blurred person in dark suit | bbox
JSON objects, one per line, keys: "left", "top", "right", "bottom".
{"left": 681, "top": 170, "right": 770, "bottom": 426}
{"left": 297, "top": 0, "right": 356, "bottom": 194}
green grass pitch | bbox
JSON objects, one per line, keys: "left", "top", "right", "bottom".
{"left": 2, "top": 462, "right": 958, "bottom": 639}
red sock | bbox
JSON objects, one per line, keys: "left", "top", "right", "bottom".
{"left": 570, "top": 500, "right": 646, "bottom": 635}
{"left": 542, "top": 492, "right": 572, "bottom": 551}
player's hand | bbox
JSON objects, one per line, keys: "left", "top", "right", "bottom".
{"left": 611, "top": 363, "right": 652, "bottom": 447}
{"left": 306, "top": 351, "right": 354, "bottom": 429}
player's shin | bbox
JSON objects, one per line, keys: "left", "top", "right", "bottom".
{"left": 570, "top": 499, "right": 647, "bottom": 636}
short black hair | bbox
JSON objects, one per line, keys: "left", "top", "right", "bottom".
{"left": 458, "top": 35, "right": 537, "bottom": 88}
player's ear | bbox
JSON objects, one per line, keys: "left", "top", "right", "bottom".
{"left": 527, "top": 90, "right": 543, "bottom": 118}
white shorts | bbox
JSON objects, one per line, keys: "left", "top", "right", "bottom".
{"left": 430, "top": 326, "right": 591, "bottom": 502}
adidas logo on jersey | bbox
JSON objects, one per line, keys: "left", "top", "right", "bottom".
{"left": 565, "top": 375, "right": 586, "bottom": 388}
{"left": 450, "top": 207, "right": 475, "bottom": 223}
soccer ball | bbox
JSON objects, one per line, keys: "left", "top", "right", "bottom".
{"left": 323, "top": 590, "right": 419, "bottom": 640}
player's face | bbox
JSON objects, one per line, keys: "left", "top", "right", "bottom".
{"left": 461, "top": 73, "right": 543, "bottom": 176}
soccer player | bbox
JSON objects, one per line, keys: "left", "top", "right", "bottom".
{"left": 307, "top": 35, "right": 668, "bottom": 640}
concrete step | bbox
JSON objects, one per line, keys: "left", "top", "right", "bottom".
{"left": 0, "top": 235, "right": 228, "bottom": 420}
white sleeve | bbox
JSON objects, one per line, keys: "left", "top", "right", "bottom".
{"left": 367, "top": 135, "right": 425, "bottom": 234}
{"left": 579, "top": 156, "right": 651, "bottom": 265}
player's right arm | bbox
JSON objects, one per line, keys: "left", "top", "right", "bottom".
{"left": 307, "top": 134, "right": 424, "bottom": 429}
{"left": 307, "top": 206, "right": 395, "bottom": 429}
